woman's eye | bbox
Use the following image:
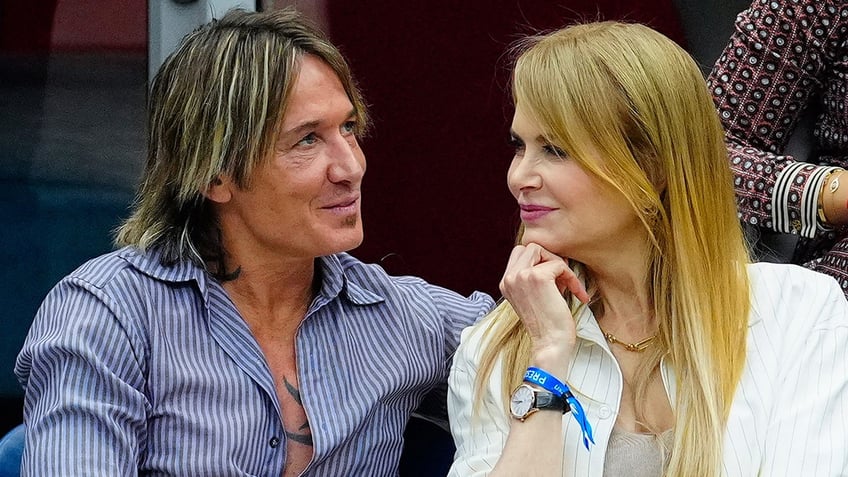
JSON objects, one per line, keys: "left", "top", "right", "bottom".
{"left": 543, "top": 144, "right": 567, "bottom": 158}
{"left": 509, "top": 137, "right": 525, "bottom": 155}
{"left": 296, "top": 133, "right": 318, "bottom": 147}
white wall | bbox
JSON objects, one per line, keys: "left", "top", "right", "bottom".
{"left": 148, "top": 0, "right": 256, "bottom": 82}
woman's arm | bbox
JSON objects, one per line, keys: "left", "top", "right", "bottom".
{"left": 752, "top": 268, "right": 848, "bottom": 475}
{"left": 448, "top": 244, "right": 588, "bottom": 477}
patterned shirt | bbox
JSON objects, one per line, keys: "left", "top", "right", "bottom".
{"left": 708, "top": 0, "right": 848, "bottom": 292}
{"left": 15, "top": 247, "right": 494, "bottom": 476}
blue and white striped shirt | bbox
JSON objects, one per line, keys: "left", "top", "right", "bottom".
{"left": 15, "top": 247, "right": 494, "bottom": 476}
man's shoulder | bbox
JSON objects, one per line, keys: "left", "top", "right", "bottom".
{"left": 331, "top": 252, "right": 430, "bottom": 290}
{"left": 328, "top": 252, "right": 494, "bottom": 316}
{"left": 65, "top": 247, "right": 139, "bottom": 288}
{"left": 64, "top": 246, "right": 203, "bottom": 292}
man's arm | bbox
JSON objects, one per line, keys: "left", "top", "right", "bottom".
{"left": 416, "top": 285, "right": 494, "bottom": 427}
{"left": 15, "top": 278, "right": 148, "bottom": 476}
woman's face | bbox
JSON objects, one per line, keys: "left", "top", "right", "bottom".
{"left": 507, "top": 105, "right": 643, "bottom": 262}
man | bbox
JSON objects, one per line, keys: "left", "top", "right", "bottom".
{"left": 15, "top": 8, "right": 493, "bottom": 476}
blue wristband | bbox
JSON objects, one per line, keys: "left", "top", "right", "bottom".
{"left": 524, "top": 367, "right": 570, "bottom": 397}
{"left": 524, "top": 367, "right": 595, "bottom": 450}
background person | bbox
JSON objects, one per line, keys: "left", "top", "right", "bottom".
{"left": 708, "top": 0, "right": 848, "bottom": 295}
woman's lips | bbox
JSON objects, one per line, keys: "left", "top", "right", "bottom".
{"left": 519, "top": 204, "right": 556, "bottom": 221}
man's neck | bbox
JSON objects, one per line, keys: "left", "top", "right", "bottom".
{"left": 221, "top": 257, "right": 317, "bottom": 333}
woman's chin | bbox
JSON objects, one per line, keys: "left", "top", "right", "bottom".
{"left": 519, "top": 233, "right": 571, "bottom": 256}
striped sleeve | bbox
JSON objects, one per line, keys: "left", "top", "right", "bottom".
{"left": 764, "top": 278, "right": 848, "bottom": 475}
{"left": 772, "top": 163, "right": 838, "bottom": 237}
{"left": 15, "top": 278, "right": 148, "bottom": 477}
{"left": 747, "top": 266, "right": 848, "bottom": 475}
{"left": 399, "top": 281, "right": 494, "bottom": 430}
{"left": 447, "top": 325, "right": 510, "bottom": 477}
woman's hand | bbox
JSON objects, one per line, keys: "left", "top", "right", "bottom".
{"left": 499, "top": 243, "right": 589, "bottom": 369}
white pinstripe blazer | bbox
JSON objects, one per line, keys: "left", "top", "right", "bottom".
{"left": 448, "top": 263, "right": 848, "bottom": 476}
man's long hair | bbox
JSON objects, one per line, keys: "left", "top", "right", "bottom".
{"left": 115, "top": 8, "right": 368, "bottom": 276}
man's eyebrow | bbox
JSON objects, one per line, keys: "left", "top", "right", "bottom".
{"left": 281, "top": 120, "right": 321, "bottom": 139}
{"left": 280, "top": 109, "right": 358, "bottom": 138}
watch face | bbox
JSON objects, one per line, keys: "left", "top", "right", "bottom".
{"left": 510, "top": 385, "right": 534, "bottom": 418}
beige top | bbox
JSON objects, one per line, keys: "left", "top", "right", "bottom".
{"left": 603, "top": 427, "right": 673, "bottom": 477}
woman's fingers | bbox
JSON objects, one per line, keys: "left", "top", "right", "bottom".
{"left": 500, "top": 243, "right": 589, "bottom": 303}
{"left": 531, "top": 245, "right": 589, "bottom": 302}
{"left": 555, "top": 265, "right": 589, "bottom": 303}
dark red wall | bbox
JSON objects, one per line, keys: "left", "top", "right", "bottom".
{"left": 328, "top": 1, "right": 686, "bottom": 296}
{"left": 0, "top": 1, "right": 146, "bottom": 53}
{"left": 0, "top": 1, "right": 685, "bottom": 297}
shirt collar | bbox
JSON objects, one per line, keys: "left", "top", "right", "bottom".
{"left": 119, "top": 246, "right": 211, "bottom": 302}
{"left": 120, "top": 247, "right": 385, "bottom": 307}
{"left": 315, "top": 253, "right": 385, "bottom": 306}
{"left": 574, "top": 302, "right": 606, "bottom": 346}
{"left": 119, "top": 246, "right": 208, "bottom": 284}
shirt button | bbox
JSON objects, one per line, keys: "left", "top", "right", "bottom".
{"left": 269, "top": 437, "right": 281, "bottom": 448}
{"left": 598, "top": 406, "right": 612, "bottom": 419}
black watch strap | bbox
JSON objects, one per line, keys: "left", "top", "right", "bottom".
{"left": 535, "top": 389, "right": 568, "bottom": 414}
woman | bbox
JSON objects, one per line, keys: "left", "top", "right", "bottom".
{"left": 447, "top": 22, "right": 848, "bottom": 476}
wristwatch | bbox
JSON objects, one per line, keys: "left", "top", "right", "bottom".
{"left": 509, "top": 384, "right": 567, "bottom": 421}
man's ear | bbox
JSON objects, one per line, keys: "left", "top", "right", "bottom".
{"left": 202, "top": 176, "right": 233, "bottom": 204}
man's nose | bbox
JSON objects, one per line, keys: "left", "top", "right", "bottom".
{"left": 328, "top": 137, "right": 365, "bottom": 184}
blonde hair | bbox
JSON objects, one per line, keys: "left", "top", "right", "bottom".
{"left": 115, "top": 8, "right": 368, "bottom": 276}
{"left": 474, "top": 22, "right": 750, "bottom": 476}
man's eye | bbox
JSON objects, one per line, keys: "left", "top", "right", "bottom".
{"left": 341, "top": 121, "right": 357, "bottom": 135}
{"left": 297, "top": 133, "right": 318, "bottom": 147}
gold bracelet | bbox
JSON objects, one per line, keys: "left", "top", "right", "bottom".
{"left": 819, "top": 168, "right": 845, "bottom": 224}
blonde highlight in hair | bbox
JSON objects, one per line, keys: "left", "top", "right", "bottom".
{"left": 115, "top": 8, "right": 368, "bottom": 275}
{"left": 475, "top": 22, "right": 750, "bottom": 476}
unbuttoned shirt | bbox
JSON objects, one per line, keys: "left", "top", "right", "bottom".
{"left": 15, "top": 247, "right": 494, "bottom": 476}
{"left": 448, "top": 262, "right": 848, "bottom": 476}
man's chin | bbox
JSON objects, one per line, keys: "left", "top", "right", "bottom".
{"left": 341, "top": 213, "right": 359, "bottom": 227}
{"left": 323, "top": 229, "right": 364, "bottom": 255}
{"left": 342, "top": 233, "right": 365, "bottom": 252}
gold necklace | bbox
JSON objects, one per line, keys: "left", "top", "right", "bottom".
{"left": 601, "top": 330, "right": 656, "bottom": 352}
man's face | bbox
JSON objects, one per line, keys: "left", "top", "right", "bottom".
{"left": 214, "top": 55, "right": 366, "bottom": 264}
